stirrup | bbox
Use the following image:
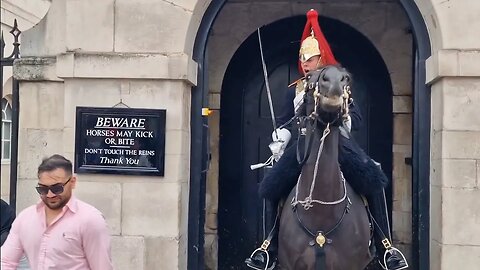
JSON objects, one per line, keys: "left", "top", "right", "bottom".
{"left": 246, "top": 240, "right": 276, "bottom": 270}
{"left": 380, "top": 239, "right": 409, "bottom": 270}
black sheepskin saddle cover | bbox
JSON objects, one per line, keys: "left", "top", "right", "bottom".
{"left": 258, "top": 145, "right": 302, "bottom": 202}
{"left": 258, "top": 136, "right": 389, "bottom": 202}
{"left": 338, "top": 135, "right": 389, "bottom": 195}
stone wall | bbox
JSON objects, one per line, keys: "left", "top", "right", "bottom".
{"left": 427, "top": 54, "right": 480, "bottom": 269}
{"left": 423, "top": 0, "right": 480, "bottom": 268}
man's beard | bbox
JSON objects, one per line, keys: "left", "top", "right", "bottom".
{"left": 42, "top": 196, "right": 69, "bottom": 210}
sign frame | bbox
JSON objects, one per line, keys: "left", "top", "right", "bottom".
{"left": 74, "top": 107, "right": 166, "bottom": 176}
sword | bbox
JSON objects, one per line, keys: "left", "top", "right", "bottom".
{"left": 257, "top": 27, "right": 278, "bottom": 140}
{"left": 249, "top": 28, "right": 281, "bottom": 171}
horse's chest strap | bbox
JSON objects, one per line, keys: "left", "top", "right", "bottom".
{"left": 292, "top": 197, "right": 352, "bottom": 269}
{"left": 314, "top": 242, "right": 326, "bottom": 270}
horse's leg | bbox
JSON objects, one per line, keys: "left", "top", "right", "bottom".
{"left": 278, "top": 193, "right": 306, "bottom": 270}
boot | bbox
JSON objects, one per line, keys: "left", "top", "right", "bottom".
{"left": 245, "top": 199, "right": 279, "bottom": 270}
{"left": 367, "top": 191, "right": 408, "bottom": 270}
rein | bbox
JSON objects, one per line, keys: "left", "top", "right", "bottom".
{"left": 296, "top": 116, "right": 316, "bottom": 165}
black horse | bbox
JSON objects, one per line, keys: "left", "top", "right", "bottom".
{"left": 278, "top": 65, "right": 373, "bottom": 270}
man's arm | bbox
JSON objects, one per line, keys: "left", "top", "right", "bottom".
{"left": 82, "top": 212, "right": 113, "bottom": 270}
{"left": 277, "top": 87, "right": 296, "bottom": 127}
{"left": 1, "top": 218, "right": 24, "bottom": 270}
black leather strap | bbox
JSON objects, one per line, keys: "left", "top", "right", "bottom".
{"left": 315, "top": 244, "right": 326, "bottom": 270}
{"left": 296, "top": 116, "right": 316, "bottom": 165}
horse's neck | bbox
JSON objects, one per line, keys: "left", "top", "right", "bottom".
{"left": 299, "top": 126, "right": 342, "bottom": 202}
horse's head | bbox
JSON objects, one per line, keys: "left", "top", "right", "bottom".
{"left": 304, "top": 65, "right": 351, "bottom": 125}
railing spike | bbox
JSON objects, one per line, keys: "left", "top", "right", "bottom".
{"left": 3, "top": 19, "right": 21, "bottom": 60}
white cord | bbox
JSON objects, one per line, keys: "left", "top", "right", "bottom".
{"left": 250, "top": 155, "right": 275, "bottom": 170}
{"left": 292, "top": 123, "right": 347, "bottom": 210}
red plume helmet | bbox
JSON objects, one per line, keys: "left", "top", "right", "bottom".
{"left": 298, "top": 9, "right": 337, "bottom": 73}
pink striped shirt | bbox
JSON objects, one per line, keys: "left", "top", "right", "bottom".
{"left": 1, "top": 197, "right": 113, "bottom": 270}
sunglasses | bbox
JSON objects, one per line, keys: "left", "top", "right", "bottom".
{"left": 35, "top": 177, "right": 72, "bottom": 195}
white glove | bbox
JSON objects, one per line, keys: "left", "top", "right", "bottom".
{"left": 269, "top": 128, "right": 291, "bottom": 161}
{"left": 343, "top": 115, "right": 352, "bottom": 132}
{"left": 340, "top": 115, "right": 352, "bottom": 139}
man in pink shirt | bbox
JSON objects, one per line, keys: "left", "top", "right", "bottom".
{"left": 1, "top": 154, "right": 114, "bottom": 270}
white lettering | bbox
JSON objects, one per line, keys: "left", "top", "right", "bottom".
{"left": 117, "top": 138, "right": 135, "bottom": 146}
{"left": 103, "top": 149, "right": 124, "bottom": 155}
{"left": 125, "top": 158, "right": 139, "bottom": 165}
{"left": 116, "top": 130, "right": 133, "bottom": 137}
{"left": 84, "top": 148, "right": 99, "bottom": 154}
{"left": 125, "top": 149, "right": 137, "bottom": 155}
{"left": 95, "top": 117, "right": 104, "bottom": 127}
{"left": 138, "top": 119, "right": 145, "bottom": 128}
{"left": 100, "top": 157, "right": 124, "bottom": 164}
{"left": 111, "top": 117, "right": 122, "bottom": 127}
{"left": 94, "top": 117, "right": 147, "bottom": 129}
{"left": 138, "top": 150, "right": 155, "bottom": 156}
{"left": 135, "top": 131, "right": 153, "bottom": 138}
{"left": 105, "top": 138, "right": 117, "bottom": 145}
{"left": 86, "top": 129, "right": 114, "bottom": 137}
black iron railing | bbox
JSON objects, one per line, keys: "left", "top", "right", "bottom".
{"left": 1, "top": 19, "right": 21, "bottom": 212}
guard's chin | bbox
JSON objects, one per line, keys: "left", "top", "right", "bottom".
{"left": 320, "top": 96, "right": 343, "bottom": 112}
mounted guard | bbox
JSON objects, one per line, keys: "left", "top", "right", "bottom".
{"left": 245, "top": 9, "right": 408, "bottom": 270}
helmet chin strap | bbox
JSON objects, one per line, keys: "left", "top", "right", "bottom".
{"left": 302, "top": 56, "right": 323, "bottom": 76}
{"left": 315, "top": 56, "right": 323, "bottom": 69}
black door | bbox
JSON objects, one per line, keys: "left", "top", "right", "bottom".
{"left": 219, "top": 16, "right": 392, "bottom": 269}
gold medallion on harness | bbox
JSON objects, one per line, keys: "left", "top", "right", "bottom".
{"left": 316, "top": 233, "right": 326, "bottom": 247}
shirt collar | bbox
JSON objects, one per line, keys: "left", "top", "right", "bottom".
{"left": 36, "top": 196, "right": 78, "bottom": 214}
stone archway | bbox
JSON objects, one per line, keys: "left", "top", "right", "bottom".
{"left": 190, "top": 1, "right": 432, "bottom": 269}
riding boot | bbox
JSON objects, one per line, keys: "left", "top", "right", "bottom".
{"left": 367, "top": 191, "right": 408, "bottom": 270}
{"left": 245, "top": 199, "right": 279, "bottom": 270}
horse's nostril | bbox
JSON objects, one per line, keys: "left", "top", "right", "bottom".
{"left": 322, "top": 74, "right": 328, "bottom": 82}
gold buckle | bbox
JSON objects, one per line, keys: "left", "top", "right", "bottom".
{"left": 382, "top": 238, "right": 392, "bottom": 250}
{"left": 316, "top": 233, "right": 326, "bottom": 247}
{"left": 260, "top": 240, "right": 270, "bottom": 251}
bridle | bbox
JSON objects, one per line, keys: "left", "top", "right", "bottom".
{"left": 306, "top": 66, "right": 351, "bottom": 124}
{"left": 295, "top": 66, "right": 351, "bottom": 166}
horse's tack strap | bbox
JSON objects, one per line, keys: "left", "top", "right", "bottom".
{"left": 292, "top": 199, "right": 350, "bottom": 270}
{"left": 292, "top": 197, "right": 350, "bottom": 240}
{"left": 260, "top": 210, "right": 280, "bottom": 251}
{"left": 315, "top": 245, "right": 326, "bottom": 270}
{"left": 296, "top": 116, "right": 316, "bottom": 164}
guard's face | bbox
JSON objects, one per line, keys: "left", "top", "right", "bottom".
{"left": 37, "top": 168, "right": 76, "bottom": 210}
{"left": 301, "top": 55, "right": 322, "bottom": 75}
